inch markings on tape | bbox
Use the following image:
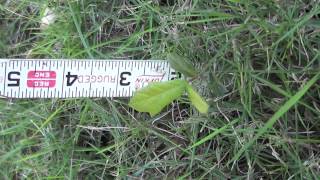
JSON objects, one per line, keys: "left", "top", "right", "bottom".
{"left": 0, "top": 59, "right": 181, "bottom": 99}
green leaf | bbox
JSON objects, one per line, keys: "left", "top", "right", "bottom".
{"left": 129, "top": 80, "right": 187, "bottom": 116}
{"left": 186, "top": 85, "right": 209, "bottom": 114}
{"left": 167, "top": 52, "right": 197, "bottom": 77}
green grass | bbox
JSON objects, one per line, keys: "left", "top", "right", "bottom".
{"left": 1, "top": 0, "right": 320, "bottom": 179}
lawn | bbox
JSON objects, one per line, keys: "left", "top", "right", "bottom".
{"left": 1, "top": 0, "right": 320, "bottom": 179}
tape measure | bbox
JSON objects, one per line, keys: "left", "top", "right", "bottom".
{"left": 0, "top": 59, "right": 180, "bottom": 99}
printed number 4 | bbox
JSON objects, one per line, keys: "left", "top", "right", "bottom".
{"left": 66, "top": 72, "right": 78, "bottom": 86}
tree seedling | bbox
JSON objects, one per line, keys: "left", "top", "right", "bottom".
{"left": 129, "top": 53, "right": 209, "bottom": 117}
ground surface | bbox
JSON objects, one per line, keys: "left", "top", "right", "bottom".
{"left": 1, "top": 0, "right": 320, "bottom": 179}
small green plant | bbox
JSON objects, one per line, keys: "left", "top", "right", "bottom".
{"left": 129, "top": 53, "right": 209, "bottom": 116}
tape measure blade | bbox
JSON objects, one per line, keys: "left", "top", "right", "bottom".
{"left": 0, "top": 59, "right": 178, "bottom": 99}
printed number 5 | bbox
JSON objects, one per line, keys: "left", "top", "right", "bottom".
{"left": 8, "top": 71, "right": 20, "bottom": 87}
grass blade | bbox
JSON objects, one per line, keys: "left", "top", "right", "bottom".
{"left": 228, "top": 72, "right": 320, "bottom": 166}
{"left": 189, "top": 118, "right": 240, "bottom": 149}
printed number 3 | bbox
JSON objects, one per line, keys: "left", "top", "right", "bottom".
{"left": 120, "top": 72, "right": 131, "bottom": 86}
